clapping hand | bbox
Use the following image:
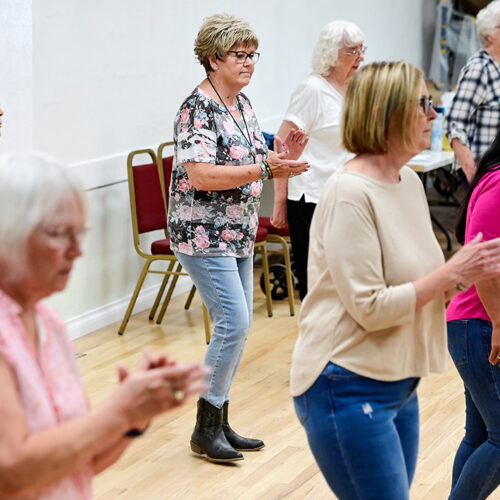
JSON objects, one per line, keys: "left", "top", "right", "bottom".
{"left": 275, "top": 129, "right": 309, "bottom": 161}
{"left": 115, "top": 350, "right": 209, "bottom": 431}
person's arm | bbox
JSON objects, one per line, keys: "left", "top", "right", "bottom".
{"left": 412, "top": 232, "right": 500, "bottom": 310}
{"left": 271, "top": 120, "right": 298, "bottom": 228}
{"left": 0, "top": 353, "right": 207, "bottom": 497}
{"left": 323, "top": 192, "right": 500, "bottom": 332}
{"left": 446, "top": 58, "right": 488, "bottom": 180}
{"left": 451, "top": 138, "right": 476, "bottom": 182}
{"left": 185, "top": 129, "right": 309, "bottom": 191}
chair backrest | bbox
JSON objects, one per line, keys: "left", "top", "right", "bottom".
{"left": 127, "top": 149, "right": 167, "bottom": 255}
{"left": 157, "top": 141, "right": 174, "bottom": 207}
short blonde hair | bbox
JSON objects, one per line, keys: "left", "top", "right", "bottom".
{"left": 476, "top": 0, "right": 500, "bottom": 48}
{"left": 312, "top": 20, "right": 364, "bottom": 76}
{"left": 342, "top": 61, "right": 423, "bottom": 155}
{"left": 194, "top": 13, "right": 259, "bottom": 74}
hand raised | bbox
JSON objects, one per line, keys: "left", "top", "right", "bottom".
{"left": 275, "top": 129, "right": 309, "bottom": 161}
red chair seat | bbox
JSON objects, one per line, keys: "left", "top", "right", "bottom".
{"left": 258, "top": 217, "right": 290, "bottom": 237}
{"left": 151, "top": 238, "right": 175, "bottom": 255}
{"left": 255, "top": 226, "right": 268, "bottom": 243}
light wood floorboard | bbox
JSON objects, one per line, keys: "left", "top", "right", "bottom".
{"left": 76, "top": 272, "right": 500, "bottom": 499}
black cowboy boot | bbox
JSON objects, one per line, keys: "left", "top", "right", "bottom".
{"left": 222, "top": 401, "right": 265, "bottom": 451}
{"left": 190, "top": 399, "right": 244, "bottom": 462}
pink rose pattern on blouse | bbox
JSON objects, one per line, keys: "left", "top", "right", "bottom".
{"left": 168, "top": 87, "right": 268, "bottom": 257}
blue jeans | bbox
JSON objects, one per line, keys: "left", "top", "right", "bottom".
{"left": 293, "top": 362, "right": 420, "bottom": 499}
{"left": 447, "top": 319, "right": 500, "bottom": 500}
{"left": 175, "top": 253, "right": 253, "bottom": 409}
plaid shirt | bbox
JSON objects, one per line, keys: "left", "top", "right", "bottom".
{"left": 446, "top": 49, "right": 500, "bottom": 164}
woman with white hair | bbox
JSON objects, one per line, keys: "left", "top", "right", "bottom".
{"left": 0, "top": 152, "right": 207, "bottom": 499}
{"left": 446, "top": 0, "right": 500, "bottom": 183}
{"left": 271, "top": 20, "right": 365, "bottom": 300}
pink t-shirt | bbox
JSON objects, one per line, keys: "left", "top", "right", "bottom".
{"left": 0, "top": 290, "right": 92, "bottom": 500}
{"left": 447, "top": 168, "right": 500, "bottom": 322}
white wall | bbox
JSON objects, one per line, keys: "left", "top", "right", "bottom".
{"left": 0, "top": 0, "right": 32, "bottom": 151}
{"left": 2, "top": 0, "right": 436, "bottom": 337}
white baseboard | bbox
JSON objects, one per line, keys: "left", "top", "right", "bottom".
{"left": 67, "top": 276, "right": 193, "bottom": 340}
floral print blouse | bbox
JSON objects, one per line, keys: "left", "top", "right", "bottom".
{"left": 168, "top": 86, "right": 268, "bottom": 257}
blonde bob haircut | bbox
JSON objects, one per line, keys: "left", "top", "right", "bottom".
{"left": 194, "top": 13, "right": 259, "bottom": 74}
{"left": 342, "top": 61, "right": 423, "bottom": 155}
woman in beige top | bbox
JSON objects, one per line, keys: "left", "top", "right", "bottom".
{"left": 290, "top": 61, "right": 500, "bottom": 500}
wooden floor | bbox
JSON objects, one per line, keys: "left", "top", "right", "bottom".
{"left": 76, "top": 276, "right": 499, "bottom": 500}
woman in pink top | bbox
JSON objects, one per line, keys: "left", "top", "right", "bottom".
{"left": 447, "top": 132, "right": 500, "bottom": 499}
{"left": 0, "top": 152, "right": 208, "bottom": 499}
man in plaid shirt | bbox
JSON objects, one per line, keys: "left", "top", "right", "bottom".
{"left": 446, "top": 1, "right": 500, "bottom": 183}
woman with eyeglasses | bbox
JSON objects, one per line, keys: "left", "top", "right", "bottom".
{"left": 446, "top": 129, "right": 500, "bottom": 499}
{"left": 167, "top": 13, "right": 309, "bottom": 463}
{"left": 290, "top": 61, "right": 500, "bottom": 499}
{"left": 271, "top": 20, "right": 365, "bottom": 300}
{"left": 0, "top": 152, "right": 208, "bottom": 499}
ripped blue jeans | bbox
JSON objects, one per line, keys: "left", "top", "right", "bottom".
{"left": 294, "top": 362, "right": 420, "bottom": 500}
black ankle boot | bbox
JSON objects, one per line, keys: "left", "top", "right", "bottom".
{"left": 190, "top": 399, "right": 244, "bottom": 462}
{"left": 222, "top": 401, "right": 265, "bottom": 451}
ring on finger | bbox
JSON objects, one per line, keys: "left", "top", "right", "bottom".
{"left": 289, "top": 173, "right": 294, "bottom": 178}
{"left": 174, "top": 389, "right": 185, "bottom": 401}
{"left": 496, "top": 355, "right": 500, "bottom": 360}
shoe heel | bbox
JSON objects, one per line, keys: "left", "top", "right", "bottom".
{"left": 190, "top": 440, "right": 205, "bottom": 455}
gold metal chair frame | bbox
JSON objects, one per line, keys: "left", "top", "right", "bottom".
{"left": 263, "top": 234, "right": 295, "bottom": 316}
{"left": 118, "top": 147, "right": 210, "bottom": 343}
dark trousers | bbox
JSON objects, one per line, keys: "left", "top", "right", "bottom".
{"left": 287, "top": 196, "right": 317, "bottom": 301}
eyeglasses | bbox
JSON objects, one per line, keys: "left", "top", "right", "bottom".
{"left": 227, "top": 50, "right": 260, "bottom": 64}
{"left": 343, "top": 45, "right": 367, "bottom": 58}
{"left": 418, "top": 95, "right": 434, "bottom": 115}
{"left": 39, "top": 226, "right": 89, "bottom": 247}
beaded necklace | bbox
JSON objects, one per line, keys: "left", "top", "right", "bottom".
{"left": 207, "top": 77, "right": 257, "bottom": 160}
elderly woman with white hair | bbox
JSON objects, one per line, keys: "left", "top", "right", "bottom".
{"left": 271, "top": 20, "right": 365, "bottom": 300}
{"left": 446, "top": 0, "right": 500, "bottom": 183}
{"left": 0, "top": 152, "right": 207, "bottom": 499}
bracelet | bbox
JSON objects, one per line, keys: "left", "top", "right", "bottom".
{"left": 455, "top": 282, "right": 468, "bottom": 292}
{"left": 260, "top": 163, "right": 268, "bottom": 180}
{"left": 263, "top": 160, "right": 273, "bottom": 180}
{"left": 124, "top": 423, "right": 150, "bottom": 438}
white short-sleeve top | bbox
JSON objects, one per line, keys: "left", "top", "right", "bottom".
{"left": 284, "top": 74, "right": 354, "bottom": 204}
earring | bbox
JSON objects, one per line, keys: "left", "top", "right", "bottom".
{"left": 214, "top": 65, "right": 218, "bottom": 70}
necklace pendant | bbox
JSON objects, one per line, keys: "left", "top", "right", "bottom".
{"left": 250, "top": 146, "right": 257, "bottom": 159}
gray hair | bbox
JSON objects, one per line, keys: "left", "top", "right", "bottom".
{"left": 312, "top": 20, "right": 365, "bottom": 76}
{"left": 0, "top": 152, "right": 87, "bottom": 271}
{"left": 477, "top": 0, "right": 500, "bottom": 48}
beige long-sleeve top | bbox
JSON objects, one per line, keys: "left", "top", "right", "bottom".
{"left": 290, "top": 166, "right": 448, "bottom": 396}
